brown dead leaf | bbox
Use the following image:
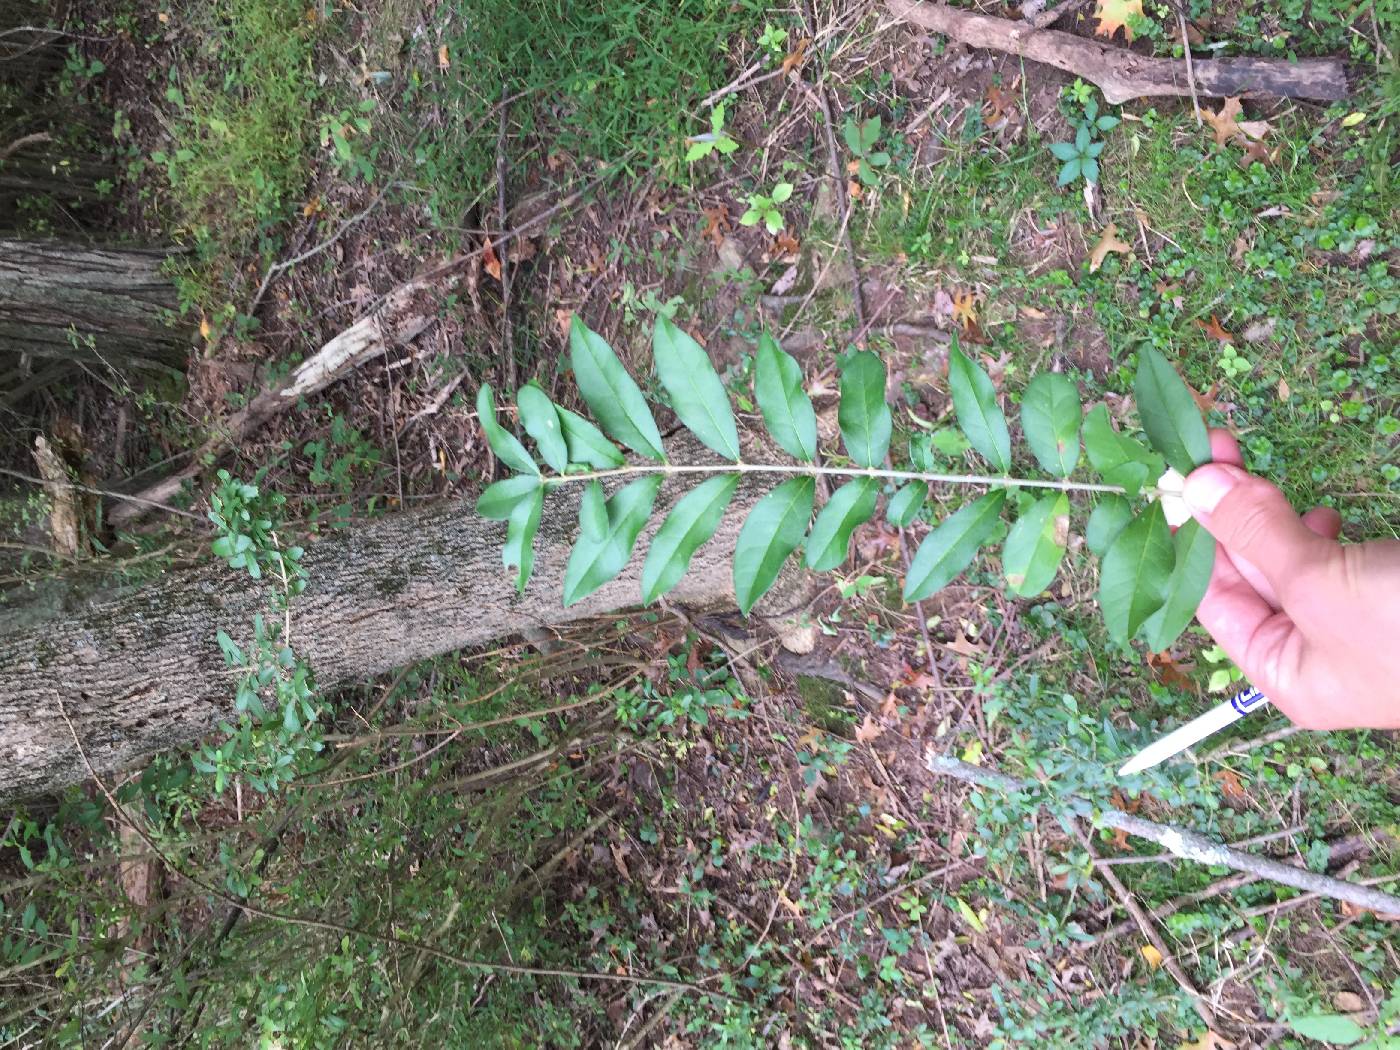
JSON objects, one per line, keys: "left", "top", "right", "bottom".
{"left": 1213, "top": 768, "right": 1248, "bottom": 805}
{"left": 1093, "top": 0, "right": 1144, "bottom": 40}
{"left": 1188, "top": 381, "right": 1221, "bottom": 415}
{"left": 1195, "top": 315, "right": 1234, "bottom": 342}
{"left": 1203, "top": 97, "right": 1244, "bottom": 147}
{"left": 198, "top": 316, "right": 212, "bottom": 341}
{"left": 1277, "top": 377, "right": 1291, "bottom": 401}
{"left": 855, "top": 713, "right": 883, "bottom": 744}
{"left": 554, "top": 309, "right": 573, "bottom": 342}
{"left": 847, "top": 179, "right": 863, "bottom": 201}
{"left": 1140, "top": 944, "right": 1164, "bottom": 969}
{"left": 1088, "top": 223, "right": 1132, "bottom": 273}
{"left": 952, "top": 290, "right": 979, "bottom": 329}
{"left": 983, "top": 83, "right": 1018, "bottom": 124}
{"left": 1340, "top": 899, "right": 1400, "bottom": 921}
{"left": 781, "top": 36, "right": 810, "bottom": 75}
{"left": 1333, "top": 991, "right": 1365, "bottom": 1013}
{"left": 302, "top": 195, "right": 321, "bottom": 217}
{"left": 609, "top": 841, "right": 631, "bottom": 880}
{"left": 482, "top": 238, "right": 502, "bottom": 281}
{"left": 772, "top": 230, "right": 800, "bottom": 261}
{"left": 700, "top": 205, "right": 730, "bottom": 247}
{"left": 437, "top": 44, "right": 450, "bottom": 71}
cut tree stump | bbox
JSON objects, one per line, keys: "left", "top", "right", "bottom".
{"left": 886, "top": 0, "right": 1349, "bottom": 104}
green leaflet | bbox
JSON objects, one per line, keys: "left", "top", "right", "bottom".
{"left": 1134, "top": 347, "right": 1212, "bottom": 475}
{"left": 1098, "top": 502, "right": 1174, "bottom": 646}
{"left": 1142, "top": 518, "right": 1216, "bottom": 651}
{"left": 948, "top": 341, "right": 1011, "bottom": 473}
{"left": 516, "top": 385, "right": 568, "bottom": 473}
{"left": 476, "top": 384, "right": 538, "bottom": 476}
{"left": 562, "top": 475, "right": 665, "bottom": 606}
{"left": 837, "top": 351, "right": 892, "bottom": 468}
{"left": 557, "top": 406, "right": 625, "bottom": 469}
{"left": 569, "top": 317, "right": 665, "bottom": 461}
{"left": 503, "top": 486, "right": 543, "bottom": 594}
{"left": 1085, "top": 494, "right": 1133, "bottom": 557}
{"left": 579, "top": 480, "right": 607, "bottom": 540}
{"left": 476, "top": 475, "right": 541, "bottom": 520}
{"left": 754, "top": 331, "right": 817, "bottom": 462}
{"left": 1020, "top": 373, "right": 1081, "bottom": 476}
{"left": 1002, "top": 493, "right": 1069, "bottom": 597}
{"left": 1082, "top": 405, "right": 1162, "bottom": 495}
{"left": 653, "top": 316, "right": 741, "bottom": 461}
{"left": 641, "top": 473, "right": 739, "bottom": 604}
{"left": 733, "top": 476, "right": 815, "bottom": 615}
{"left": 886, "top": 481, "right": 927, "bottom": 527}
{"left": 805, "top": 477, "right": 879, "bottom": 571}
{"left": 903, "top": 490, "right": 1006, "bottom": 602}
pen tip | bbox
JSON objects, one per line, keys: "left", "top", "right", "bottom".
{"left": 1117, "top": 757, "right": 1149, "bottom": 777}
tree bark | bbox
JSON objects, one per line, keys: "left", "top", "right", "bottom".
{"left": 0, "top": 441, "right": 790, "bottom": 803}
{"left": 0, "top": 239, "right": 189, "bottom": 372}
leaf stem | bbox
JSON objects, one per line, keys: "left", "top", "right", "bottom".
{"left": 541, "top": 461, "right": 1129, "bottom": 495}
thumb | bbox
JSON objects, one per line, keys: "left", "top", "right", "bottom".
{"left": 1183, "top": 464, "right": 1333, "bottom": 602}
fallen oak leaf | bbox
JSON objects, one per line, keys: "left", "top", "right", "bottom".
{"left": 1203, "top": 97, "right": 1243, "bottom": 146}
{"left": 1195, "top": 315, "right": 1234, "bottom": 342}
{"left": 1213, "top": 768, "right": 1248, "bottom": 805}
{"left": 1180, "top": 1031, "right": 1236, "bottom": 1050}
{"left": 951, "top": 290, "right": 979, "bottom": 329}
{"left": 1093, "top": 0, "right": 1145, "bottom": 40}
{"left": 781, "top": 36, "right": 810, "bottom": 75}
{"left": 1088, "top": 222, "right": 1132, "bottom": 273}
{"left": 772, "top": 230, "right": 800, "bottom": 261}
{"left": 855, "top": 712, "right": 883, "bottom": 743}
{"left": 700, "top": 205, "right": 730, "bottom": 247}
{"left": 438, "top": 44, "right": 450, "bottom": 71}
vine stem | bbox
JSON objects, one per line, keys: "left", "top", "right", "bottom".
{"left": 540, "top": 461, "right": 1130, "bottom": 495}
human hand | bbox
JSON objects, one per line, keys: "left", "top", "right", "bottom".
{"left": 1183, "top": 430, "right": 1400, "bottom": 730}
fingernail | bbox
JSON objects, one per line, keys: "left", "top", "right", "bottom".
{"left": 1184, "top": 464, "right": 1244, "bottom": 515}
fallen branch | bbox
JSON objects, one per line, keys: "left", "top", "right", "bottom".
{"left": 886, "top": 0, "right": 1349, "bottom": 104}
{"left": 926, "top": 754, "right": 1400, "bottom": 917}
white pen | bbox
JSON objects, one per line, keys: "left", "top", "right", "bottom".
{"left": 1118, "top": 686, "right": 1273, "bottom": 776}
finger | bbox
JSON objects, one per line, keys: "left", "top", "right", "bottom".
{"left": 1183, "top": 464, "right": 1335, "bottom": 606}
{"left": 1195, "top": 546, "right": 1310, "bottom": 715}
{"left": 1301, "top": 505, "right": 1342, "bottom": 541}
{"left": 1209, "top": 428, "right": 1243, "bottom": 467}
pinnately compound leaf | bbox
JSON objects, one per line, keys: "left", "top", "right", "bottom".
{"left": 1085, "top": 494, "right": 1133, "bottom": 557}
{"left": 516, "top": 385, "right": 568, "bottom": 473}
{"left": 754, "top": 331, "right": 818, "bottom": 462}
{"left": 503, "top": 486, "right": 543, "bottom": 594}
{"left": 1020, "top": 373, "right": 1081, "bottom": 476}
{"left": 1002, "top": 493, "right": 1069, "bottom": 597}
{"left": 476, "top": 475, "right": 542, "bottom": 520}
{"left": 579, "top": 480, "right": 607, "bottom": 541}
{"left": 837, "top": 351, "right": 893, "bottom": 468}
{"left": 1082, "top": 405, "right": 1162, "bottom": 496}
{"left": 562, "top": 475, "right": 664, "bottom": 606}
{"left": 1098, "top": 502, "right": 1174, "bottom": 646}
{"left": 904, "top": 490, "right": 1006, "bottom": 602}
{"left": 733, "top": 476, "right": 815, "bottom": 615}
{"left": 476, "top": 384, "right": 539, "bottom": 476}
{"left": 641, "top": 473, "right": 740, "bottom": 604}
{"left": 1142, "top": 518, "right": 1215, "bottom": 652}
{"left": 886, "top": 481, "right": 927, "bottom": 527}
{"left": 557, "top": 406, "right": 625, "bottom": 469}
{"left": 805, "top": 477, "right": 879, "bottom": 571}
{"left": 1134, "top": 347, "right": 1212, "bottom": 475}
{"left": 569, "top": 317, "right": 665, "bottom": 461}
{"left": 948, "top": 341, "right": 1011, "bottom": 473}
{"left": 653, "top": 316, "right": 741, "bottom": 461}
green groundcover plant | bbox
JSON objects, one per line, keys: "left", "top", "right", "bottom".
{"left": 476, "top": 316, "right": 1215, "bottom": 653}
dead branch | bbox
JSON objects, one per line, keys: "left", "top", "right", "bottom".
{"left": 886, "top": 0, "right": 1349, "bottom": 104}
{"left": 926, "top": 754, "right": 1400, "bottom": 917}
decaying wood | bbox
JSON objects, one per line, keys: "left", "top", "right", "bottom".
{"left": 31, "top": 435, "right": 81, "bottom": 558}
{"left": 109, "top": 257, "right": 471, "bottom": 525}
{"left": 1, "top": 436, "right": 776, "bottom": 804}
{"left": 0, "top": 239, "right": 190, "bottom": 371}
{"left": 886, "top": 0, "right": 1349, "bottom": 104}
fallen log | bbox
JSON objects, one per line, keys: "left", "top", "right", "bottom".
{"left": 0, "top": 436, "right": 781, "bottom": 804}
{"left": 886, "top": 0, "right": 1349, "bottom": 104}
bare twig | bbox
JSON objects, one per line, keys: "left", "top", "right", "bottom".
{"left": 925, "top": 754, "right": 1400, "bottom": 916}
{"left": 0, "top": 131, "right": 52, "bottom": 165}
{"left": 1178, "top": 10, "right": 1203, "bottom": 125}
{"left": 0, "top": 466, "right": 202, "bottom": 521}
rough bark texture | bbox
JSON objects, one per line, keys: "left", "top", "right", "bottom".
{"left": 0, "top": 239, "right": 189, "bottom": 370}
{"left": 0, "top": 439, "right": 788, "bottom": 804}
{"left": 887, "top": 0, "right": 1349, "bottom": 104}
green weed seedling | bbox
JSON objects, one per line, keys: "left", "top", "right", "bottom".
{"left": 685, "top": 103, "right": 741, "bottom": 163}
{"left": 1048, "top": 87, "right": 1118, "bottom": 186}
{"left": 739, "top": 182, "right": 794, "bottom": 234}
{"left": 844, "top": 115, "right": 891, "bottom": 187}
